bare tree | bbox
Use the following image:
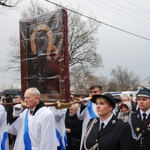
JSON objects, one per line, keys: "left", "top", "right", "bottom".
{"left": 21, "top": 0, "right": 49, "bottom": 17}
{"left": 68, "top": 10, "right": 102, "bottom": 68}
{"left": 5, "top": 35, "right": 20, "bottom": 72}
{"left": 4, "top": 0, "right": 49, "bottom": 71}
{"left": 0, "top": 0, "right": 22, "bottom": 8}
{"left": 70, "top": 65, "right": 106, "bottom": 94}
{"left": 110, "top": 66, "right": 139, "bottom": 91}
{"left": 106, "top": 79, "right": 118, "bottom": 92}
{"left": 6, "top": 0, "right": 102, "bottom": 72}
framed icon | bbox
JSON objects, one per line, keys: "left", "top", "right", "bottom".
{"left": 20, "top": 9, "right": 70, "bottom": 102}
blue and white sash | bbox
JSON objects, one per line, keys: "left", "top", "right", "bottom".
{"left": 87, "top": 101, "right": 97, "bottom": 119}
{"left": 56, "top": 129, "right": 66, "bottom": 150}
{"left": 1, "top": 132, "right": 8, "bottom": 150}
{"left": 64, "top": 131, "right": 67, "bottom": 146}
{"left": 24, "top": 110, "right": 32, "bottom": 150}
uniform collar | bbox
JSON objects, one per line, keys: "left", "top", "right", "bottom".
{"left": 100, "top": 113, "right": 113, "bottom": 128}
{"left": 140, "top": 108, "right": 150, "bottom": 118}
{"left": 140, "top": 108, "right": 150, "bottom": 119}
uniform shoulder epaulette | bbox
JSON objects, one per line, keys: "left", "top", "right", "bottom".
{"left": 89, "top": 117, "right": 98, "bottom": 123}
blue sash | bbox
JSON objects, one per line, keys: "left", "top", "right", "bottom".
{"left": 24, "top": 110, "right": 32, "bottom": 150}
{"left": 64, "top": 131, "right": 67, "bottom": 146}
{"left": 56, "top": 129, "right": 65, "bottom": 150}
{"left": 1, "top": 132, "right": 8, "bottom": 150}
{"left": 87, "top": 101, "right": 97, "bottom": 119}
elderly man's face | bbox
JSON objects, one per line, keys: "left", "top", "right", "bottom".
{"left": 69, "top": 107, "right": 77, "bottom": 115}
{"left": 24, "top": 89, "right": 38, "bottom": 109}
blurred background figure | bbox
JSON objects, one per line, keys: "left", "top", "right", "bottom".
{"left": 2, "top": 96, "right": 16, "bottom": 145}
{"left": 2, "top": 96, "right": 13, "bottom": 119}
{"left": 118, "top": 101, "right": 132, "bottom": 122}
{"left": 70, "top": 95, "right": 74, "bottom": 101}
{"left": 121, "top": 96, "right": 130, "bottom": 102}
{"left": 13, "top": 95, "right": 22, "bottom": 103}
{"left": 65, "top": 103, "right": 83, "bottom": 150}
{"left": 121, "top": 95, "right": 137, "bottom": 112}
{"left": 112, "top": 95, "right": 122, "bottom": 116}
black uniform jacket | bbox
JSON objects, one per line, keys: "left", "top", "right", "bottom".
{"left": 131, "top": 110, "right": 150, "bottom": 150}
{"left": 82, "top": 115, "right": 133, "bottom": 150}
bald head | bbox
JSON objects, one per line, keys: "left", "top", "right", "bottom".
{"left": 24, "top": 87, "right": 40, "bottom": 109}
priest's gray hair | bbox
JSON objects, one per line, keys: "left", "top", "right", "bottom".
{"left": 28, "top": 87, "right": 40, "bottom": 99}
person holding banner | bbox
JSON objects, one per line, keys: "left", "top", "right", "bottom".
{"left": 0, "top": 105, "right": 9, "bottom": 150}
{"left": 76, "top": 85, "right": 102, "bottom": 150}
{"left": 5, "top": 87, "right": 57, "bottom": 150}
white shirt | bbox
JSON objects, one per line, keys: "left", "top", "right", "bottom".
{"left": 140, "top": 108, "right": 150, "bottom": 120}
{"left": 99, "top": 113, "right": 113, "bottom": 129}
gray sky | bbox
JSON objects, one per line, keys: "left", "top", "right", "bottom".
{"left": 0, "top": 0, "right": 150, "bottom": 89}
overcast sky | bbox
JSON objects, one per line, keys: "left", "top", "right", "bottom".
{"left": 0, "top": 0, "right": 150, "bottom": 89}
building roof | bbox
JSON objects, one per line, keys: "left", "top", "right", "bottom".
{"left": 139, "top": 76, "right": 150, "bottom": 89}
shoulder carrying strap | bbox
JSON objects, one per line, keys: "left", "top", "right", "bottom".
{"left": 128, "top": 114, "right": 142, "bottom": 141}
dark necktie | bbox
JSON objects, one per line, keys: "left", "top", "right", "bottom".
{"left": 142, "top": 113, "right": 147, "bottom": 121}
{"left": 99, "top": 122, "right": 105, "bottom": 131}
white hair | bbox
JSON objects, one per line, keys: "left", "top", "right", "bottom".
{"left": 27, "top": 87, "right": 40, "bottom": 99}
{"left": 70, "top": 103, "right": 80, "bottom": 110}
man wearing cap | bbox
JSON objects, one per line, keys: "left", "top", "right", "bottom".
{"left": 76, "top": 85, "right": 102, "bottom": 150}
{"left": 129, "top": 86, "right": 150, "bottom": 150}
{"left": 82, "top": 93, "right": 133, "bottom": 150}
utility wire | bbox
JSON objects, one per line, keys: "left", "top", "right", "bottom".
{"left": 45, "top": 0, "right": 150, "bottom": 41}
{"left": 63, "top": 0, "right": 150, "bottom": 37}
{"left": 92, "top": 0, "right": 150, "bottom": 28}
{"left": 109, "top": 0, "right": 150, "bottom": 21}
{"left": 124, "top": 0, "right": 150, "bottom": 14}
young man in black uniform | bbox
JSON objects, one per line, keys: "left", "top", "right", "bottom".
{"left": 129, "top": 86, "right": 150, "bottom": 150}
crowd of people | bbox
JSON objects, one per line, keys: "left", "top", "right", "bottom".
{"left": 0, "top": 85, "right": 150, "bottom": 150}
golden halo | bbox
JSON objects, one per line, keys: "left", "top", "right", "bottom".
{"left": 30, "top": 24, "right": 53, "bottom": 57}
